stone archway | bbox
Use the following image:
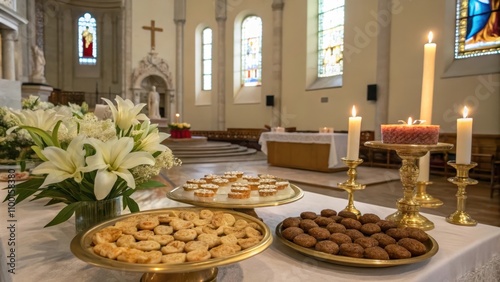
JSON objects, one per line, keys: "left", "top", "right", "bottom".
{"left": 131, "top": 51, "right": 175, "bottom": 120}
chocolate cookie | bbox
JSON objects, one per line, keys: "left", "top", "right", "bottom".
{"left": 406, "top": 227, "right": 429, "bottom": 243}
{"left": 397, "top": 238, "right": 427, "bottom": 256}
{"left": 299, "top": 219, "right": 319, "bottom": 232}
{"left": 354, "top": 237, "right": 379, "bottom": 248}
{"left": 344, "top": 229, "right": 365, "bottom": 241}
{"left": 338, "top": 210, "right": 358, "bottom": 220}
{"left": 329, "top": 215, "right": 344, "bottom": 223}
{"left": 364, "top": 246, "right": 390, "bottom": 260}
{"left": 340, "top": 218, "right": 362, "bottom": 230}
{"left": 282, "top": 217, "right": 301, "bottom": 229}
{"left": 339, "top": 243, "right": 364, "bottom": 258}
{"left": 320, "top": 209, "right": 337, "bottom": 217}
{"left": 315, "top": 240, "right": 339, "bottom": 255}
{"left": 376, "top": 220, "right": 398, "bottom": 232}
{"left": 293, "top": 234, "right": 317, "bottom": 248}
{"left": 371, "top": 233, "right": 397, "bottom": 247}
{"left": 360, "top": 223, "right": 382, "bottom": 235}
{"left": 314, "top": 216, "right": 335, "bottom": 227}
{"left": 386, "top": 228, "right": 409, "bottom": 240}
{"left": 359, "top": 213, "right": 381, "bottom": 224}
{"left": 308, "top": 227, "right": 331, "bottom": 240}
{"left": 325, "top": 222, "right": 347, "bottom": 234}
{"left": 300, "top": 211, "right": 318, "bottom": 220}
{"left": 281, "top": 227, "right": 304, "bottom": 241}
{"left": 385, "top": 244, "right": 411, "bottom": 259}
{"left": 329, "top": 233, "right": 352, "bottom": 245}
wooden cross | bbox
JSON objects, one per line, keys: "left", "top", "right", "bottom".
{"left": 142, "top": 20, "right": 163, "bottom": 51}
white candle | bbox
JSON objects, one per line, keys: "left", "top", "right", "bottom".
{"left": 456, "top": 106, "right": 473, "bottom": 164}
{"left": 347, "top": 106, "right": 362, "bottom": 160}
{"left": 175, "top": 113, "right": 180, "bottom": 123}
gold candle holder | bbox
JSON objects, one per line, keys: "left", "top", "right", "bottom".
{"left": 364, "top": 141, "right": 453, "bottom": 231}
{"left": 446, "top": 161, "right": 478, "bottom": 226}
{"left": 337, "top": 158, "right": 366, "bottom": 217}
{"left": 415, "top": 181, "right": 444, "bottom": 208}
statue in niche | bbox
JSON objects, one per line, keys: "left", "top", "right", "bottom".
{"left": 32, "top": 45, "right": 46, "bottom": 83}
{"left": 148, "top": 86, "right": 161, "bottom": 119}
{"left": 82, "top": 26, "right": 94, "bottom": 57}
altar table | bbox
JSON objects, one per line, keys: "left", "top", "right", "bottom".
{"left": 1, "top": 183, "right": 499, "bottom": 282}
{"left": 259, "top": 132, "right": 348, "bottom": 172}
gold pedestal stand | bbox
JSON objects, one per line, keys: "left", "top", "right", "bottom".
{"left": 415, "top": 181, "right": 444, "bottom": 208}
{"left": 446, "top": 161, "right": 478, "bottom": 226}
{"left": 337, "top": 158, "right": 366, "bottom": 217}
{"left": 141, "top": 268, "right": 217, "bottom": 282}
{"left": 364, "top": 142, "right": 454, "bottom": 231}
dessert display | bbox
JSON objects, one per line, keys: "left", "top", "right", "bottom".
{"left": 381, "top": 120, "right": 439, "bottom": 145}
{"left": 276, "top": 208, "right": 438, "bottom": 267}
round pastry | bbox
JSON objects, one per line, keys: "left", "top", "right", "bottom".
{"left": 397, "top": 238, "right": 427, "bottom": 256}
{"left": 227, "top": 191, "right": 250, "bottom": 199}
{"left": 258, "top": 184, "right": 277, "bottom": 191}
{"left": 282, "top": 217, "right": 301, "bottom": 229}
{"left": 300, "top": 211, "right": 318, "bottom": 220}
{"left": 231, "top": 182, "right": 249, "bottom": 188}
{"left": 203, "top": 174, "right": 220, "bottom": 183}
{"left": 224, "top": 171, "right": 244, "bottom": 177}
{"left": 329, "top": 233, "right": 352, "bottom": 245}
{"left": 186, "top": 179, "right": 207, "bottom": 186}
{"left": 385, "top": 244, "right": 412, "bottom": 259}
{"left": 211, "top": 178, "right": 229, "bottom": 186}
{"left": 184, "top": 240, "right": 209, "bottom": 252}
{"left": 344, "top": 229, "right": 365, "bottom": 241}
{"left": 329, "top": 215, "right": 344, "bottom": 223}
{"left": 247, "top": 182, "right": 260, "bottom": 190}
{"left": 340, "top": 218, "right": 362, "bottom": 230}
{"left": 307, "top": 227, "right": 330, "bottom": 240}
{"left": 360, "top": 223, "right": 382, "bottom": 235}
{"left": 359, "top": 213, "right": 381, "bottom": 224}
{"left": 222, "top": 174, "right": 238, "bottom": 182}
{"left": 339, "top": 243, "right": 364, "bottom": 258}
{"left": 242, "top": 175, "right": 260, "bottom": 182}
{"left": 338, "top": 210, "right": 358, "bottom": 220}
{"left": 200, "top": 183, "right": 220, "bottom": 191}
{"left": 371, "top": 233, "right": 397, "bottom": 247}
{"left": 259, "top": 178, "right": 277, "bottom": 185}
{"left": 406, "top": 227, "right": 429, "bottom": 243}
{"left": 314, "top": 216, "right": 335, "bottom": 227}
{"left": 315, "top": 240, "right": 339, "bottom": 255}
{"left": 354, "top": 237, "right": 379, "bottom": 248}
{"left": 292, "top": 234, "right": 317, "bottom": 248}
{"left": 186, "top": 249, "right": 211, "bottom": 262}
{"left": 364, "top": 246, "right": 390, "bottom": 260}
{"left": 299, "top": 219, "right": 319, "bottom": 232}
{"left": 182, "top": 183, "right": 200, "bottom": 191}
{"left": 386, "top": 228, "right": 409, "bottom": 240}
{"left": 325, "top": 222, "right": 347, "bottom": 234}
{"left": 259, "top": 174, "right": 276, "bottom": 179}
{"left": 282, "top": 227, "right": 305, "bottom": 241}
{"left": 275, "top": 181, "right": 289, "bottom": 190}
{"left": 193, "top": 189, "right": 216, "bottom": 198}
{"left": 376, "top": 220, "right": 398, "bottom": 232}
{"left": 258, "top": 188, "right": 277, "bottom": 197}
{"left": 230, "top": 186, "right": 251, "bottom": 195}
{"left": 320, "top": 209, "right": 337, "bottom": 217}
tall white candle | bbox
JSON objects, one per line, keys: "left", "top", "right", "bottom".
{"left": 456, "top": 106, "right": 473, "bottom": 164}
{"left": 347, "top": 106, "right": 362, "bottom": 160}
{"left": 418, "top": 32, "right": 437, "bottom": 182}
{"left": 175, "top": 113, "right": 180, "bottom": 123}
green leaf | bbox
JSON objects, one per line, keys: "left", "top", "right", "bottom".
{"left": 123, "top": 195, "right": 140, "bottom": 213}
{"left": 2, "top": 177, "right": 45, "bottom": 204}
{"left": 51, "top": 120, "right": 63, "bottom": 147}
{"left": 137, "top": 180, "right": 165, "bottom": 190}
{"left": 45, "top": 198, "right": 65, "bottom": 206}
{"left": 44, "top": 202, "right": 80, "bottom": 228}
{"left": 21, "top": 125, "right": 54, "bottom": 147}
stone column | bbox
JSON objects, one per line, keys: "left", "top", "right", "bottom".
{"left": 216, "top": 0, "right": 226, "bottom": 130}
{"left": 272, "top": 0, "right": 284, "bottom": 127}
{"left": 374, "top": 0, "right": 392, "bottom": 140}
{"left": 2, "top": 30, "right": 17, "bottom": 81}
{"left": 123, "top": 0, "right": 133, "bottom": 100}
{"left": 174, "top": 0, "right": 186, "bottom": 122}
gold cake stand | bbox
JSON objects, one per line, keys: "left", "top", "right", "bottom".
{"left": 364, "top": 141, "right": 454, "bottom": 230}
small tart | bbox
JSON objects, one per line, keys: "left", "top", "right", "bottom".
{"left": 244, "top": 176, "right": 261, "bottom": 182}
{"left": 259, "top": 174, "right": 276, "bottom": 179}
{"left": 211, "top": 178, "right": 230, "bottom": 186}
{"left": 258, "top": 188, "right": 277, "bottom": 197}
{"left": 193, "top": 189, "right": 216, "bottom": 197}
{"left": 203, "top": 174, "right": 220, "bottom": 183}
{"left": 200, "top": 183, "right": 219, "bottom": 191}
{"left": 186, "top": 179, "right": 207, "bottom": 186}
{"left": 275, "top": 181, "right": 289, "bottom": 190}
{"left": 222, "top": 175, "right": 238, "bottom": 182}
{"left": 231, "top": 183, "right": 249, "bottom": 188}
{"left": 224, "top": 171, "right": 244, "bottom": 178}
{"left": 247, "top": 182, "right": 260, "bottom": 191}
{"left": 228, "top": 191, "right": 250, "bottom": 199}
{"left": 259, "top": 178, "right": 277, "bottom": 185}
{"left": 230, "top": 187, "right": 251, "bottom": 195}
{"left": 183, "top": 183, "right": 200, "bottom": 191}
{"left": 258, "top": 184, "right": 277, "bottom": 190}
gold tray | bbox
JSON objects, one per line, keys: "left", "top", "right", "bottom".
{"left": 275, "top": 223, "right": 439, "bottom": 268}
{"left": 71, "top": 207, "right": 273, "bottom": 274}
{"left": 167, "top": 183, "right": 304, "bottom": 209}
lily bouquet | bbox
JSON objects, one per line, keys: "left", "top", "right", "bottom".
{"left": 5, "top": 96, "right": 181, "bottom": 227}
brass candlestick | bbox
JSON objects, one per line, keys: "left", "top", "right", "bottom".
{"left": 337, "top": 158, "right": 366, "bottom": 217}
{"left": 415, "top": 181, "right": 444, "bottom": 208}
{"left": 364, "top": 141, "right": 453, "bottom": 231}
{"left": 446, "top": 161, "right": 478, "bottom": 226}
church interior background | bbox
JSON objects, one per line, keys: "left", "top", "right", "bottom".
{"left": 0, "top": 0, "right": 498, "bottom": 135}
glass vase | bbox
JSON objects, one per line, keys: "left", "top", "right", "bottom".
{"left": 74, "top": 197, "right": 122, "bottom": 233}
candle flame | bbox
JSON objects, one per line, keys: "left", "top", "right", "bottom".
{"left": 428, "top": 31, "right": 433, "bottom": 43}
{"left": 175, "top": 113, "right": 180, "bottom": 117}
{"left": 351, "top": 106, "right": 357, "bottom": 117}
{"left": 463, "top": 106, "right": 468, "bottom": 118}
{"left": 408, "top": 117, "right": 413, "bottom": 125}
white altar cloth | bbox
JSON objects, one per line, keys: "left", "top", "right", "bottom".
{"left": 258, "top": 132, "right": 348, "bottom": 168}
{"left": 1, "top": 182, "right": 500, "bottom": 282}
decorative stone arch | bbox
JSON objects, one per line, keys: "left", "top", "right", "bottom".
{"left": 131, "top": 51, "right": 175, "bottom": 120}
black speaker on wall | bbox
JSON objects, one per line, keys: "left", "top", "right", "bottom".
{"left": 266, "top": 95, "right": 275, "bottom": 106}
{"left": 367, "top": 84, "right": 377, "bottom": 101}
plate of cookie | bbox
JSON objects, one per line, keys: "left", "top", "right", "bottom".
{"left": 70, "top": 207, "right": 273, "bottom": 278}
{"left": 275, "top": 209, "right": 438, "bottom": 267}
{"left": 167, "top": 172, "right": 304, "bottom": 208}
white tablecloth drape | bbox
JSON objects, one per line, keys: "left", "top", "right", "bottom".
{"left": 258, "top": 132, "right": 348, "bottom": 168}
{"left": 1, "top": 182, "right": 499, "bottom": 282}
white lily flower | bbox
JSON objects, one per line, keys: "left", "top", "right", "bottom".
{"left": 7, "top": 109, "right": 65, "bottom": 134}
{"left": 102, "top": 96, "right": 149, "bottom": 132}
{"left": 32, "top": 135, "right": 96, "bottom": 187}
{"left": 86, "top": 137, "right": 155, "bottom": 200}
{"left": 135, "top": 120, "right": 169, "bottom": 153}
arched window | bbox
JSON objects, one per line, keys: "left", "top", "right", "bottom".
{"left": 202, "top": 27, "right": 212, "bottom": 91}
{"left": 78, "top": 13, "right": 97, "bottom": 65}
{"left": 241, "top": 16, "right": 262, "bottom": 87}
{"left": 318, "top": 0, "right": 345, "bottom": 77}
{"left": 455, "top": 0, "right": 500, "bottom": 59}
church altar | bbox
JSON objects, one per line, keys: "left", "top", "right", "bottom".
{"left": 1, "top": 180, "right": 499, "bottom": 282}
{"left": 259, "top": 132, "right": 348, "bottom": 172}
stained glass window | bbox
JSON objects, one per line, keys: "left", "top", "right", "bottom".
{"left": 455, "top": 0, "right": 500, "bottom": 59}
{"left": 318, "top": 0, "right": 345, "bottom": 77}
{"left": 241, "top": 16, "right": 262, "bottom": 87}
{"left": 78, "top": 13, "right": 97, "bottom": 65}
{"left": 202, "top": 28, "right": 213, "bottom": 90}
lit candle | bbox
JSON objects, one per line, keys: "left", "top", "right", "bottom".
{"left": 347, "top": 106, "right": 362, "bottom": 160}
{"left": 456, "top": 106, "right": 473, "bottom": 164}
{"left": 175, "top": 113, "right": 180, "bottom": 123}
